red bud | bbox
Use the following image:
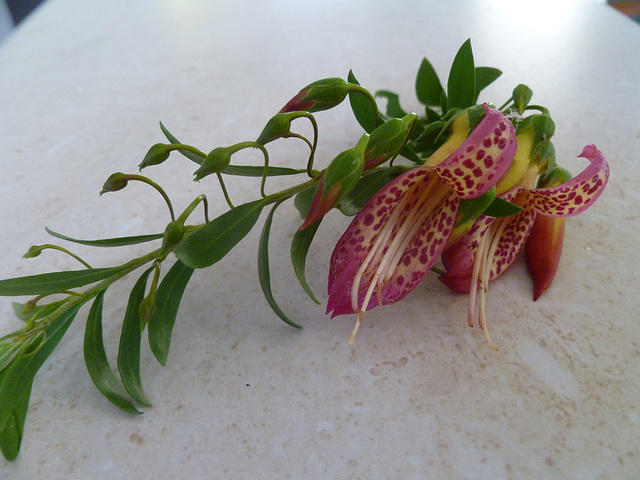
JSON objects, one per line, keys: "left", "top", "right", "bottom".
{"left": 525, "top": 214, "right": 565, "bottom": 300}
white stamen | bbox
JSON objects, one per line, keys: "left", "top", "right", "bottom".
{"left": 348, "top": 174, "right": 449, "bottom": 344}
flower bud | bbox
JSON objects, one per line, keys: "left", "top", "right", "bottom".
{"left": 512, "top": 84, "right": 533, "bottom": 114}
{"left": 364, "top": 113, "right": 417, "bottom": 170}
{"left": 525, "top": 214, "right": 565, "bottom": 301}
{"left": 139, "top": 143, "right": 171, "bottom": 170}
{"left": 524, "top": 166, "right": 571, "bottom": 300}
{"left": 100, "top": 172, "right": 129, "bottom": 195}
{"left": 193, "top": 147, "right": 232, "bottom": 181}
{"left": 255, "top": 112, "right": 296, "bottom": 145}
{"left": 300, "top": 134, "right": 369, "bottom": 229}
{"left": 280, "top": 78, "right": 353, "bottom": 113}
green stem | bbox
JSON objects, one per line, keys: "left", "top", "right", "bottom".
{"left": 167, "top": 143, "right": 207, "bottom": 159}
{"left": 28, "top": 249, "right": 161, "bottom": 334}
{"left": 25, "top": 244, "right": 92, "bottom": 269}
{"left": 118, "top": 174, "right": 176, "bottom": 221}
{"left": 350, "top": 85, "right": 380, "bottom": 129}
{"left": 216, "top": 172, "right": 234, "bottom": 208}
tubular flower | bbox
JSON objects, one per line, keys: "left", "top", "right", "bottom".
{"left": 439, "top": 145, "right": 610, "bottom": 349}
{"left": 327, "top": 104, "right": 517, "bottom": 343}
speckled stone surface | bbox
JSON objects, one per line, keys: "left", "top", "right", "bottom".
{"left": 0, "top": 0, "right": 639, "bottom": 478}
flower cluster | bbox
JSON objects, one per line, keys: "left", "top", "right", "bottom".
{"left": 0, "top": 40, "right": 609, "bottom": 461}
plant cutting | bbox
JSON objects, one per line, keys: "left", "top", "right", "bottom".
{"left": 0, "top": 39, "right": 609, "bottom": 460}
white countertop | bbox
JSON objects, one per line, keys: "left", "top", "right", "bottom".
{"left": 1, "top": 0, "right": 639, "bottom": 478}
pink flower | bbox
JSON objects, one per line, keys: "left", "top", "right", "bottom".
{"left": 327, "top": 105, "right": 517, "bottom": 342}
{"left": 439, "top": 145, "right": 609, "bottom": 348}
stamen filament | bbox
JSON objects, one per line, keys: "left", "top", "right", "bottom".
{"left": 348, "top": 174, "right": 450, "bottom": 344}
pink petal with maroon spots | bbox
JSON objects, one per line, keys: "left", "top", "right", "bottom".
{"left": 434, "top": 104, "right": 517, "bottom": 200}
{"left": 487, "top": 204, "right": 536, "bottom": 280}
{"left": 438, "top": 187, "right": 528, "bottom": 293}
{"left": 529, "top": 145, "right": 609, "bottom": 218}
{"left": 327, "top": 166, "right": 459, "bottom": 317}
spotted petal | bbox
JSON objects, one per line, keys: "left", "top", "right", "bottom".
{"left": 529, "top": 145, "right": 609, "bottom": 217}
{"left": 327, "top": 167, "right": 459, "bottom": 316}
{"left": 434, "top": 104, "right": 517, "bottom": 200}
{"left": 439, "top": 187, "right": 532, "bottom": 293}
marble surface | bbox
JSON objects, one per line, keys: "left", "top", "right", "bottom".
{"left": 1, "top": 0, "right": 639, "bottom": 478}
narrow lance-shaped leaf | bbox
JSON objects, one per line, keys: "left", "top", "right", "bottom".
{"left": 0, "top": 303, "right": 83, "bottom": 431}
{"left": 291, "top": 220, "right": 321, "bottom": 305}
{"left": 148, "top": 260, "right": 194, "bottom": 366}
{"left": 483, "top": 196, "right": 524, "bottom": 217}
{"left": 447, "top": 39, "right": 476, "bottom": 110}
{"left": 347, "top": 70, "right": 382, "bottom": 133}
{"left": 84, "top": 291, "right": 141, "bottom": 414}
{"left": 415, "top": 56, "right": 445, "bottom": 106}
{"left": 0, "top": 381, "right": 32, "bottom": 461}
{"left": 473, "top": 66, "right": 502, "bottom": 103}
{"left": 258, "top": 201, "right": 302, "bottom": 328}
{"left": 0, "top": 265, "right": 130, "bottom": 297}
{"left": 221, "top": 165, "right": 306, "bottom": 177}
{"left": 375, "top": 90, "right": 407, "bottom": 118}
{"left": 117, "top": 267, "right": 154, "bottom": 406}
{"left": 293, "top": 186, "right": 317, "bottom": 220}
{"left": 175, "top": 199, "right": 268, "bottom": 269}
{"left": 159, "top": 122, "right": 205, "bottom": 165}
{"left": 46, "top": 227, "right": 164, "bottom": 247}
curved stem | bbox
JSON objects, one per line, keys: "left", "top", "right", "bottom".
{"left": 216, "top": 172, "right": 234, "bottom": 208}
{"left": 166, "top": 143, "right": 207, "bottom": 161}
{"left": 25, "top": 244, "right": 92, "bottom": 269}
{"left": 351, "top": 85, "right": 380, "bottom": 129}
{"left": 118, "top": 174, "right": 176, "bottom": 221}
{"left": 296, "top": 113, "right": 319, "bottom": 177}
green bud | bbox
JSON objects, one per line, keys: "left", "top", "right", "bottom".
{"left": 139, "top": 143, "right": 171, "bottom": 170}
{"left": 193, "top": 147, "right": 232, "bottom": 181}
{"left": 513, "top": 84, "right": 533, "bottom": 114}
{"left": 300, "top": 134, "right": 369, "bottom": 229}
{"left": 280, "top": 77, "right": 353, "bottom": 113}
{"left": 256, "top": 113, "right": 294, "bottom": 145}
{"left": 22, "top": 245, "right": 44, "bottom": 259}
{"left": 99, "top": 172, "right": 129, "bottom": 195}
{"left": 321, "top": 133, "right": 369, "bottom": 206}
{"left": 159, "top": 220, "right": 185, "bottom": 258}
{"left": 364, "top": 113, "right": 417, "bottom": 170}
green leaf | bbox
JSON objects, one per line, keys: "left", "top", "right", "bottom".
{"left": 159, "top": 122, "right": 205, "bottom": 165}
{"left": 375, "top": 90, "right": 407, "bottom": 118}
{"left": 447, "top": 39, "right": 476, "bottom": 110}
{"left": 336, "top": 167, "right": 401, "bottom": 216}
{"left": 347, "top": 70, "right": 381, "bottom": 133}
{"left": 0, "top": 303, "right": 82, "bottom": 432}
{"left": 258, "top": 201, "right": 302, "bottom": 328}
{"left": 84, "top": 292, "right": 141, "bottom": 414}
{"left": 415, "top": 57, "right": 445, "bottom": 106}
{"left": 293, "top": 186, "right": 317, "bottom": 220}
{"left": 148, "top": 260, "right": 194, "bottom": 366}
{"left": 174, "top": 199, "right": 267, "bottom": 269}
{"left": 117, "top": 268, "right": 153, "bottom": 406}
{"left": 290, "top": 221, "right": 321, "bottom": 305}
{"left": 0, "top": 266, "right": 130, "bottom": 297}
{"left": 457, "top": 187, "right": 497, "bottom": 224}
{"left": 0, "top": 381, "right": 31, "bottom": 461}
{"left": 45, "top": 227, "right": 164, "bottom": 247}
{"left": 0, "top": 343, "right": 23, "bottom": 373}
{"left": 221, "top": 165, "right": 306, "bottom": 177}
{"left": 483, "top": 197, "right": 524, "bottom": 217}
{"left": 474, "top": 66, "right": 502, "bottom": 102}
